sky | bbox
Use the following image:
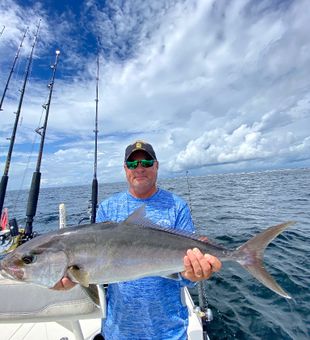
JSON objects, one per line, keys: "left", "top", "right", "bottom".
{"left": 0, "top": 0, "right": 309, "bottom": 190}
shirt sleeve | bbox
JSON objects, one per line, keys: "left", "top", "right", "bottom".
{"left": 175, "top": 203, "right": 195, "bottom": 233}
{"left": 96, "top": 202, "right": 108, "bottom": 223}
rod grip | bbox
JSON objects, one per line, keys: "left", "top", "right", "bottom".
{"left": 25, "top": 171, "right": 41, "bottom": 236}
{"left": 91, "top": 178, "right": 98, "bottom": 223}
{"left": 0, "top": 175, "right": 9, "bottom": 214}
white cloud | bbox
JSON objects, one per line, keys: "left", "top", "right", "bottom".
{"left": 0, "top": 0, "right": 309, "bottom": 190}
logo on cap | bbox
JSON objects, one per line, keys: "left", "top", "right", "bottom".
{"left": 136, "top": 142, "right": 142, "bottom": 149}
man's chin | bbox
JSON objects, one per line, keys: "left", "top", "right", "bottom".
{"left": 133, "top": 180, "right": 151, "bottom": 191}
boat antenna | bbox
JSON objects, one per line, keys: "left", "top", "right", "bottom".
{"left": 0, "top": 27, "right": 29, "bottom": 111}
{"left": 90, "top": 55, "right": 100, "bottom": 224}
{"left": 24, "top": 49, "right": 60, "bottom": 238}
{"left": 0, "top": 20, "right": 41, "bottom": 216}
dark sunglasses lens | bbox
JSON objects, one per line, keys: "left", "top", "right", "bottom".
{"left": 141, "top": 160, "right": 154, "bottom": 168}
{"left": 126, "top": 159, "right": 154, "bottom": 169}
{"left": 126, "top": 161, "right": 138, "bottom": 169}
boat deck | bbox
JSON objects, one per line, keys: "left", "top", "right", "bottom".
{"left": 0, "top": 277, "right": 204, "bottom": 340}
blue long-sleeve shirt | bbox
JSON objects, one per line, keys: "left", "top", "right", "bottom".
{"left": 96, "top": 188, "right": 196, "bottom": 340}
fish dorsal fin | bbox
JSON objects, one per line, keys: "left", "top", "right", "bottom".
{"left": 124, "top": 205, "right": 159, "bottom": 229}
{"left": 124, "top": 205, "right": 212, "bottom": 243}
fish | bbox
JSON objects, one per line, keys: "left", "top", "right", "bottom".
{"left": 0, "top": 205, "right": 293, "bottom": 299}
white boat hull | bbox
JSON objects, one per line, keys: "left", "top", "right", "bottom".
{"left": 0, "top": 277, "right": 204, "bottom": 340}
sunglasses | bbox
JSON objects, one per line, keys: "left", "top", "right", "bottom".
{"left": 126, "top": 159, "right": 155, "bottom": 170}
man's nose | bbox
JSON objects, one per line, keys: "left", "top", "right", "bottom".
{"left": 136, "top": 162, "right": 145, "bottom": 169}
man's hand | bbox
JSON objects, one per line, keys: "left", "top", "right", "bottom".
{"left": 52, "top": 276, "right": 76, "bottom": 290}
{"left": 181, "top": 248, "right": 222, "bottom": 282}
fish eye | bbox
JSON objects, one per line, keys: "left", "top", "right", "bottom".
{"left": 21, "top": 254, "right": 36, "bottom": 265}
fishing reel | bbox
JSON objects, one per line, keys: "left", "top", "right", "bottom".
{"left": 8, "top": 218, "right": 19, "bottom": 237}
{"left": 193, "top": 305, "right": 213, "bottom": 322}
{"left": 9, "top": 218, "right": 38, "bottom": 245}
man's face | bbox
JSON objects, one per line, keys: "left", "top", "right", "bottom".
{"left": 124, "top": 150, "right": 158, "bottom": 198}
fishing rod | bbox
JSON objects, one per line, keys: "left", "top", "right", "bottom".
{"left": 0, "top": 20, "right": 41, "bottom": 216}
{"left": 24, "top": 50, "right": 61, "bottom": 238}
{"left": 0, "top": 25, "right": 5, "bottom": 38}
{"left": 93, "top": 54, "right": 108, "bottom": 315}
{"left": 90, "top": 56, "right": 100, "bottom": 224}
{"left": 0, "top": 27, "right": 29, "bottom": 111}
{"left": 185, "top": 170, "right": 213, "bottom": 340}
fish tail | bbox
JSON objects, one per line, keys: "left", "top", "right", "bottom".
{"left": 232, "top": 221, "right": 294, "bottom": 299}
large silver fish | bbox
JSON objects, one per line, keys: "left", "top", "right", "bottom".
{"left": 0, "top": 206, "right": 293, "bottom": 299}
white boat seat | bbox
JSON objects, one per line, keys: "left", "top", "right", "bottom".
{"left": 0, "top": 278, "right": 101, "bottom": 323}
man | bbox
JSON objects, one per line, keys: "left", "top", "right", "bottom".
{"left": 56, "top": 140, "right": 221, "bottom": 339}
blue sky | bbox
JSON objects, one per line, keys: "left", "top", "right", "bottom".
{"left": 0, "top": 0, "right": 309, "bottom": 190}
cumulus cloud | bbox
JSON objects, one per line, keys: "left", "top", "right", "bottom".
{"left": 0, "top": 0, "right": 309, "bottom": 189}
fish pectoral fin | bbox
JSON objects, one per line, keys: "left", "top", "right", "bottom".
{"left": 67, "top": 265, "right": 90, "bottom": 287}
{"left": 80, "top": 284, "right": 100, "bottom": 307}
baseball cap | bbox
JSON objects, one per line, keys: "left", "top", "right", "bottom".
{"left": 124, "top": 140, "right": 157, "bottom": 161}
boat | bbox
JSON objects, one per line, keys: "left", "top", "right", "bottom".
{"left": 0, "top": 277, "right": 204, "bottom": 340}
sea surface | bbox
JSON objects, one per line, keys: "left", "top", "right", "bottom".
{"left": 3, "top": 168, "right": 310, "bottom": 340}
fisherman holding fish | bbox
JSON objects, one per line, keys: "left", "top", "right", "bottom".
{"left": 56, "top": 140, "right": 222, "bottom": 339}
{"left": 0, "top": 140, "right": 293, "bottom": 339}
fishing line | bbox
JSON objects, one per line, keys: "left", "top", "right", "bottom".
{"left": 9, "top": 56, "right": 24, "bottom": 103}
{"left": 0, "top": 25, "right": 5, "bottom": 39}
{"left": 185, "top": 170, "right": 193, "bottom": 212}
{"left": 12, "top": 107, "right": 44, "bottom": 216}
{"left": 12, "top": 88, "right": 48, "bottom": 216}
{"left": 185, "top": 170, "right": 213, "bottom": 335}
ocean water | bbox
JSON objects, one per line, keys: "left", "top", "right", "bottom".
{"left": 3, "top": 168, "right": 310, "bottom": 340}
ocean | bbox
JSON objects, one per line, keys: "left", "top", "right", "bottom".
{"left": 3, "top": 168, "right": 310, "bottom": 340}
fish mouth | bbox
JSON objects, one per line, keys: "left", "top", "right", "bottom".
{"left": 0, "top": 264, "right": 24, "bottom": 281}
{"left": 0, "top": 269, "right": 15, "bottom": 280}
